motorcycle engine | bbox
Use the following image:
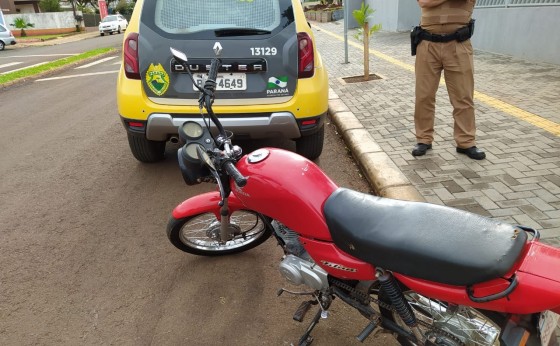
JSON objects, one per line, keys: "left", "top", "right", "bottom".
{"left": 273, "top": 220, "right": 329, "bottom": 291}
{"left": 279, "top": 255, "right": 329, "bottom": 291}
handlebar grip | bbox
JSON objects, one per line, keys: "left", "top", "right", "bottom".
{"left": 224, "top": 161, "right": 247, "bottom": 187}
{"left": 207, "top": 58, "right": 221, "bottom": 84}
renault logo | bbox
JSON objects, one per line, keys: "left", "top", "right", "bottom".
{"left": 213, "top": 42, "right": 223, "bottom": 56}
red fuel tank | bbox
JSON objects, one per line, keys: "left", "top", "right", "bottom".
{"left": 233, "top": 148, "right": 338, "bottom": 241}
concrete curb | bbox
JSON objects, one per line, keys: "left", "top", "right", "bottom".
{"left": 328, "top": 88, "right": 426, "bottom": 202}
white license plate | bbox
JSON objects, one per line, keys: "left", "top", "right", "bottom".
{"left": 539, "top": 310, "right": 560, "bottom": 346}
{"left": 193, "top": 73, "right": 246, "bottom": 91}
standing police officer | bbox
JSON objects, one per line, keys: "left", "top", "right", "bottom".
{"left": 411, "top": 0, "right": 485, "bottom": 160}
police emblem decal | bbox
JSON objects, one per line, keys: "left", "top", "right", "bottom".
{"left": 146, "top": 63, "right": 170, "bottom": 96}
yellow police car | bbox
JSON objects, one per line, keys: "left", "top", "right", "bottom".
{"left": 117, "top": 0, "right": 329, "bottom": 162}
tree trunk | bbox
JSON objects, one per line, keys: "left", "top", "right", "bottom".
{"left": 364, "top": 22, "right": 370, "bottom": 81}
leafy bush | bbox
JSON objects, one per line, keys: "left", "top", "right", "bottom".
{"left": 39, "top": 0, "right": 62, "bottom": 12}
{"left": 115, "top": 0, "right": 135, "bottom": 15}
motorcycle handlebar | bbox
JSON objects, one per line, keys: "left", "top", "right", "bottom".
{"left": 202, "top": 58, "right": 227, "bottom": 139}
{"left": 224, "top": 160, "right": 247, "bottom": 187}
{"left": 207, "top": 58, "right": 221, "bottom": 84}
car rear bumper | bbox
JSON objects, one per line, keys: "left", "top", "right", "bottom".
{"left": 143, "top": 112, "right": 302, "bottom": 141}
{"left": 99, "top": 27, "right": 118, "bottom": 33}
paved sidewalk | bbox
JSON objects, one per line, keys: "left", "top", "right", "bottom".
{"left": 313, "top": 21, "right": 560, "bottom": 247}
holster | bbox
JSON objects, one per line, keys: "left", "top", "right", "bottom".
{"left": 456, "top": 19, "right": 476, "bottom": 42}
{"left": 410, "top": 25, "right": 422, "bottom": 56}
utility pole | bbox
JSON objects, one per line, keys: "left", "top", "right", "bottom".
{"left": 344, "top": 0, "right": 349, "bottom": 63}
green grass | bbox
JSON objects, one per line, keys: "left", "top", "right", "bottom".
{"left": 0, "top": 47, "right": 116, "bottom": 85}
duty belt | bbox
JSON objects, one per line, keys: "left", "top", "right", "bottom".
{"left": 420, "top": 19, "right": 475, "bottom": 43}
{"left": 410, "top": 19, "right": 475, "bottom": 55}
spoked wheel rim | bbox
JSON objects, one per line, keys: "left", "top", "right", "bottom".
{"left": 392, "top": 291, "right": 501, "bottom": 346}
{"left": 178, "top": 210, "right": 268, "bottom": 252}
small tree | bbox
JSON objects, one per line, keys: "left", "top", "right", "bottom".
{"left": 353, "top": 2, "right": 381, "bottom": 81}
{"left": 11, "top": 18, "right": 35, "bottom": 37}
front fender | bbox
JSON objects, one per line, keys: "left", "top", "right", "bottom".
{"left": 171, "top": 192, "right": 247, "bottom": 220}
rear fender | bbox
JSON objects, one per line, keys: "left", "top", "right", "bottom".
{"left": 171, "top": 192, "right": 247, "bottom": 220}
{"left": 394, "top": 241, "right": 560, "bottom": 314}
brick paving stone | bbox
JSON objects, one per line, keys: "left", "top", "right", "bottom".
{"left": 313, "top": 22, "right": 560, "bottom": 247}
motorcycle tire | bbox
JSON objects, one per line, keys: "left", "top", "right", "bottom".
{"left": 378, "top": 283, "right": 504, "bottom": 346}
{"left": 167, "top": 210, "right": 273, "bottom": 256}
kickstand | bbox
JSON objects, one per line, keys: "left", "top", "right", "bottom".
{"left": 297, "top": 307, "right": 323, "bottom": 346}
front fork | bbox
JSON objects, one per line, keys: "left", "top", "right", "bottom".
{"left": 219, "top": 197, "right": 232, "bottom": 243}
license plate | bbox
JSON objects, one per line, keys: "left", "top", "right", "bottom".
{"left": 193, "top": 73, "right": 246, "bottom": 91}
{"left": 539, "top": 310, "right": 560, "bottom": 346}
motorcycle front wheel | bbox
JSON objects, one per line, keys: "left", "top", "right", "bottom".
{"left": 167, "top": 210, "right": 273, "bottom": 256}
{"left": 379, "top": 287, "right": 503, "bottom": 346}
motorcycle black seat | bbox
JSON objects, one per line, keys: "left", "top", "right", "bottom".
{"left": 324, "top": 188, "right": 527, "bottom": 286}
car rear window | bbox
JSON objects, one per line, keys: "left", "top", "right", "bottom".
{"left": 143, "top": 0, "right": 293, "bottom": 37}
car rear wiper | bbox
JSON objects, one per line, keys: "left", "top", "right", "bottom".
{"left": 214, "top": 28, "right": 272, "bottom": 37}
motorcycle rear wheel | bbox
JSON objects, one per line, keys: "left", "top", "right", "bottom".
{"left": 167, "top": 210, "right": 273, "bottom": 256}
{"left": 379, "top": 287, "right": 503, "bottom": 346}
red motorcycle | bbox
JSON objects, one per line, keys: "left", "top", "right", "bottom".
{"left": 166, "top": 48, "right": 560, "bottom": 346}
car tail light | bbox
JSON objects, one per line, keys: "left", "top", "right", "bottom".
{"left": 297, "top": 32, "right": 314, "bottom": 78}
{"left": 123, "top": 33, "right": 140, "bottom": 80}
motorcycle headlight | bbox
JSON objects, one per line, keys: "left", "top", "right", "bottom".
{"left": 177, "top": 145, "right": 211, "bottom": 185}
{"left": 176, "top": 121, "right": 214, "bottom": 185}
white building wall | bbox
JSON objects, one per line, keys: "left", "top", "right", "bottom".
{"left": 4, "top": 11, "right": 79, "bottom": 30}
{"left": 472, "top": 6, "right": 560, "bottom": 65}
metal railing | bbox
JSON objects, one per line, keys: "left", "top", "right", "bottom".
{"left": 476, "top": 0, "right": 560, "bottom": 8}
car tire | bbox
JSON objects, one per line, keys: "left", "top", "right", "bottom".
{"left": 0, "top": 41, "right": 5, "bottom": 51}
{"left": 295, "top": 124, "right": 324, "bottom": 161}
{"left": 127, "top": 133, "right": 166, "bottom": 163}
{"left": 100, "top": 33, "right": 104, "bottom": 36}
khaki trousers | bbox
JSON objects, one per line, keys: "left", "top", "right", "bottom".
{"left": 414, "top": 39, "right": 476, "bottom": 148}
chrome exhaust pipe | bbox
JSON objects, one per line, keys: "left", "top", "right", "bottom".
{"left": 169, "top": 136, "right": 179, "bottom": 144}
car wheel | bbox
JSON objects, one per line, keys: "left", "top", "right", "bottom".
{"left": 100, "top": 32, "right": 104, "bottom": 36}
{"left": 0, "top": 41, "right": 5, "bottom": 51}
{"left": 127, "top": 133, "right": 166, "bottom": 163}
{"left": 295, "top": 124, "right": 324, "bottom": 161}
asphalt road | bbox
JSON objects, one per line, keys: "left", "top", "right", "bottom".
{"left": 0, "top": 32, "right": 122, "bottom": 75}
{"left": 0, "top": 38, "right": 397, "bottom": 345}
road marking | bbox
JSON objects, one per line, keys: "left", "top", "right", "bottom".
{"left": 316, "top": 26, "right": 560, "bottom": 137}
{"left": 75, "top": 56, "right": 117, "bottom": 69}
{"left": 0, "top": 62, "right": 49, "bottom": 75}
{"left": 36, "top": 70, "right": 119, "bottom": 81}
{"left": 0, "top": 54, "right": 77, "bottom": 58}
{"left": 0, "top": 62, "right": 23, "bottom": 69}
